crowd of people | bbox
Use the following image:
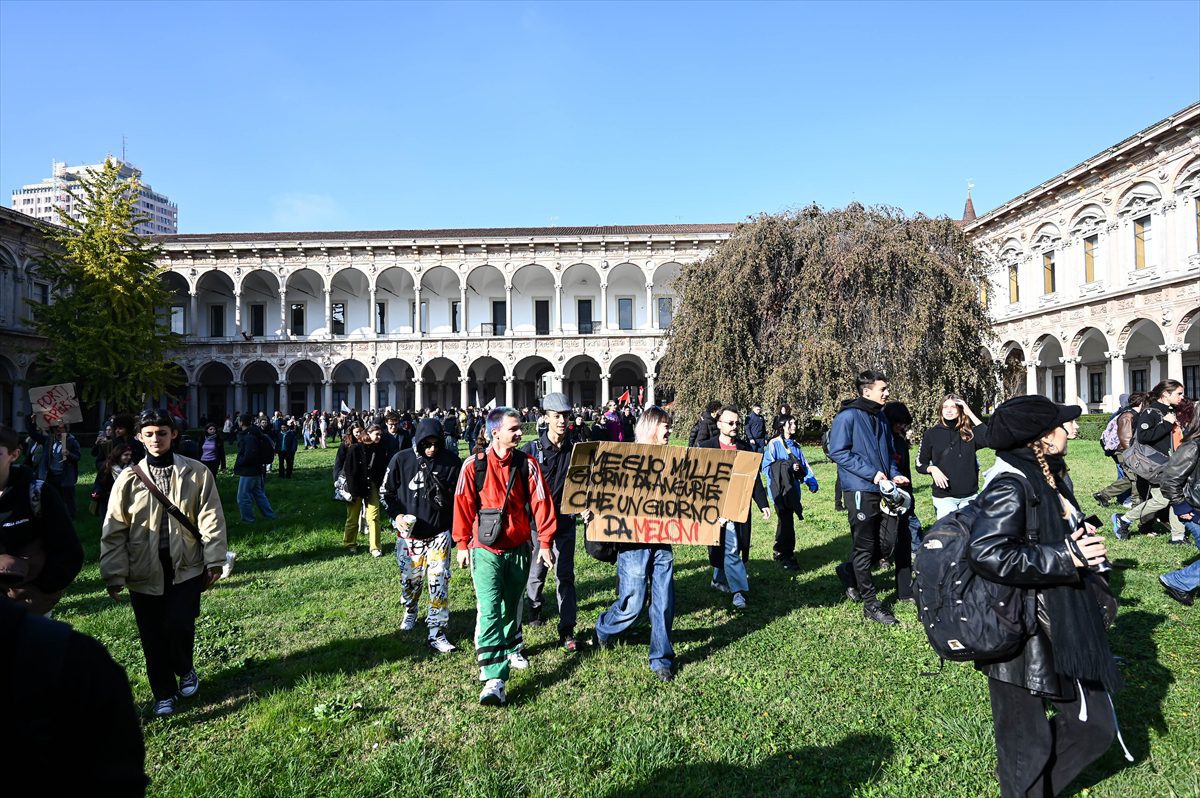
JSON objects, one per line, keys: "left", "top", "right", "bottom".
{"left": 2, "top": 371, "right": 1197, "bottom": 797}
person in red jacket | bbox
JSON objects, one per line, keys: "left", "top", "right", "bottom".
{"left": 453, "top": 407, "right": 556, "bottom": 706}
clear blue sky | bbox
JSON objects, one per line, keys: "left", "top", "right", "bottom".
{"left": 2, "top": 0, "right": 1197, "bottom": 233}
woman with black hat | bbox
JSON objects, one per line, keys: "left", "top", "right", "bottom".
{"left": 969, "top": 394, "right": 1131, "bottom": 797}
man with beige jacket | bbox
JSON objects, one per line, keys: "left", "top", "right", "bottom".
{"left": 101, "top": 409, "right": 228, "bottom": 718}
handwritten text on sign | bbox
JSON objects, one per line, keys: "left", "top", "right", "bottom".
{"left": 562, "top": 442, "right": 762, "bottom": 546}
{"left": 28, "top": 383, "right": 83, "bottom": 430}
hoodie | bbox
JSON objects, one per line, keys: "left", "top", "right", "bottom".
{"left": 826, "top": 397, "right": 899, "bottom": 493}
{"left": 380, "top": 419, "right": 463, "bottom": 539}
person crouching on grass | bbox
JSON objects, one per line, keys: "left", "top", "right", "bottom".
{"left": 100, "top": 409, "right": 228, "bottom": 718}
{"left": 453, "top": 407, "right": 557, "bottom": 707}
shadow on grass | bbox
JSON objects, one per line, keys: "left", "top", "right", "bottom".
{"left": 602, "top": 733, "right": 894, "bottom": 798}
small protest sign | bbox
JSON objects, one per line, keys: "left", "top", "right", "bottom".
{"left": 562, "top": 441, "right": 763, "bottom": 546}
{"left": 29, "top": 383, "right": 83, "bottom": 430}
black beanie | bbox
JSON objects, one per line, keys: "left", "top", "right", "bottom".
{"left": 988, "top": 395, "right": 1081, "bottom": 451}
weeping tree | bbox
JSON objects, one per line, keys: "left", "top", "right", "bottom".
{"left": 28, "top": 158, "right": 183, "bottom": 413}
{"left": 659, "top": 204, "right": 999, "bottom": 431}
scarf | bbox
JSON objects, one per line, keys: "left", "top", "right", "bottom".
{"left": 997, "top": 449, "right": 1122, "bottom": 693}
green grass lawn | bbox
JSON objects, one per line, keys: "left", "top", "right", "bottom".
{"left": 58, "top": 440, "right": 1199, "bottom": 798}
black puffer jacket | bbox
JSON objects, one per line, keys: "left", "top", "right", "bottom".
{"left": 1160, "top": 438, "right": 1200, "bottom": 517}
{"left": 967, "top": 453, "right": 1120, "bottom": 697}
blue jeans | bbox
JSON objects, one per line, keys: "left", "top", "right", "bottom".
{"left": 932, "top": 494, "right": 975, "bottom": 521}
{"left": 236, "top": 475, "right": 277, "bottom": 522}
{"left": 712, "top": 521, "right": 749, "bottom": 595}
{"left": 906, "top": 511, "right": 923, "bottom": 553}
{"left": 596, "top": 546, "right": 675, "bottom": 671}
{"left": 1161, "top": 521, "right": 1200, "bottom": 593}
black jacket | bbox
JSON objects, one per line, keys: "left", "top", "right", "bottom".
{"left": 233, "top": 426, "right": 265, "bottom": 476}
{"left": 916, "top": 421, "right": 990, "bottom": 499}
{"left": 689, "top": 413, "right": 718, "bottom": 448}
{"left": 697, "top": 437, "right": 768, "bottom": 568}
{"left": 343, "top": 442, "right": 388, "bottom": 499}
{"left": 381, "top": 420, "right": 462, "bottom": 538}
{"left": 1160, "top": 438, "right": 1200, "bottom": 517}
{"left": 967, "top": 457, "right": 1102, "bottom": 697}
{"left": 1135, "top": 402, "right": 1176, "bottom": 455}
{"left": 745, "top": 412, "right": 767, "bottom": 447}
{"left": 0, "top": 466, "right": 83, "bottom": 595}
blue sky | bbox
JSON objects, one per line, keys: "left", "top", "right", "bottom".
{"left": 1, "top": 0, "right": 1197, "bottom": 233}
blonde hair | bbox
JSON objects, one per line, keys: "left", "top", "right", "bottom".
{"left": 1028, "top": 438, "right": 1072, "bottom": 518}
{"left": 635, "top": 406, "right": 671, "bottom": 444}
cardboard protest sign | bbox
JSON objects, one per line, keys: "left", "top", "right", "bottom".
{"left": 562, "top": 441, "right": 763, "bottom": 546}
{"left": 29, "top": 383, "right": 84, "bottom": 430}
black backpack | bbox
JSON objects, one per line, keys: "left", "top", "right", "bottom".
{"left": 913, "top": 471, "right": 1039, "bottom": 664}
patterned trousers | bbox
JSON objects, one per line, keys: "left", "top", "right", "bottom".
{"left": 395, "top": 530, "right": 452, "bottom": 633}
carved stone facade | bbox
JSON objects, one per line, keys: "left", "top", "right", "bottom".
{"left": 0, "top": 207, "right": 52, "bottom": 428}
{"left": 966, "top": 101, "right": 1200, "bottom": 411}
{"left": 151, "top": 225, "right": 734, "bottom": 423}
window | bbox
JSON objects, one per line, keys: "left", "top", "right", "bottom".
{"left": 534, "top": 299, "right": 550, "bottom": 335}
{"left": 170, "top": 305, "right": 185, "bottom": 335}
{"left": 209, "top": 305, "right": 225, "bottom": 338}
{"left": 1133, "top": 215, "right": 1150, "bottom": 269}
{"left": 451, "top": 300, "right": 461, "bottom": 333}
{"left": 979, "top": 282, "right": 988, "bottom": 310}
{"left": 250, "top": 304, "right": 265, "bottom": 337}
{"left": 1042, "top": 252, "right": 1055, "bottom": 294}
{"left": 375, "top": 302, "right": 386, "bottom": 335}
{"left": 330, "top": 302, "right": 344, "bottom": 336}
{"left": 577, "top": 298, "right": 594, "bottom": 334}
{"left": 657, "top": 297, "right": 673, "bottom": 329}
{"left": 617, "top": 297, "right": 634, "bottom": 330}
{"left": 34, "top": 282, "right": 50, "bottom": 305}
{"left": 1089, "top": 372, "right": 1104, "bottom": 404}
{"left": 1083, "top": 235, "right": 1097, "bottom": 283}
{"left": 1185, "top": 365, "right": 1199, "bottom": 403}
{"left": 1052, "top": 375, "right": 1065, "bottom": 404}
{"left": 491, "top": 300, "right": 506, "bottom": 336}
{"left": 1007, "top": 265, "right": 1019, "bottom": 304}
{"left": 291, "top": 303, "right": 306, "bottom": 336}
{"left": 1130, "top": 369, "right": 1147, "bottom": 394}
{"left": 408, "top": 301, "right": 429, "bottom": 334}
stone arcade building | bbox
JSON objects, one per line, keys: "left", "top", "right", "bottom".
{"left": 150, "top": 225, "right": 735, "bottom": 425}
{"left": 966, "top": 101, "right": 1200, "bottom": 412}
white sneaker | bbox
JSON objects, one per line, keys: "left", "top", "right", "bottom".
{"left": 508, "top": 651, "right": 530, "bottom": 670}
{"left": 710, "top": 579, "right": 731, "bottom": 594}
{"left": 428, "top": 632, "right": 456, "bottom": 654}
{"left": 221, "top": 551, "right": 237, "bottom": 580}
{"left": 152, "top": 697, "right": 177, "bottom": 717}
{"left": 370, "top": 548, "right": 383, "bottom": 558}
{"left": 399, "top": 611, "right": 416, "bottom": 632}
{"left": 179, "top": 670, "right": 200, "bottom": 698}
{"left": 731, "top": 592, "right": 747, "bottom": 610}
{"left": 479, "top": 678, "right": 506, "bottom": 706}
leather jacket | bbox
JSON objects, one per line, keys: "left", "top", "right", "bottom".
{"left": 1160, "top": 439, "right": 1200, "bottom": 517}
{"left": 967, "top": 471, "right": 1083, "bottom": 697}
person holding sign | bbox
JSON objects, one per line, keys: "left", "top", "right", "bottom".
{"left": 28, "top": 420, "right": 82, "bottom": 519}
{"left": 760, "top": 415, "right": 818, "bottom": 571}
{"left": 453, "top": 407, "right": 557, "bottom": 707}
{"left": 698, "top": 407, "right": 770, "bottom": 609}
{"left": 593, "top": 405, "right": 679, "bottom": 681}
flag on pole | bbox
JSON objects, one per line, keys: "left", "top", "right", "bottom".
{"left": 484, "top": 397, "right": 497, "bottom": 411}
{"left": 617, "top": 388, "right": 630, "bottom": 405}
{"left": 340, "top": 400, "right": 351, "bottom": 413}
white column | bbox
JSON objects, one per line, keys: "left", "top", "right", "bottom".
{"left": 366, "top": 378, "right": 377, "bottom": 411}
{"left": 187, "top": 383, "right": 199, "bottom": 427}
{"left": 1162, "top": 343, "right": 1189, "bottom": 379}
{"left": 322, "top": 380, "right": 333, "bottom": 413}
{"left": 278, "top": 381, "right": 289, "bottom": 415}
{"left": 460, "top": 376, "right": 469, "bottom": 411}
{"left": 600, "top": 281, "right": 609, "bottom": 332}
{"left": 644, "top": 282, "right": 654, "bottom": 330}
{"left": 505, "top": 376, "right": 514, "bottom": 407}
{"left": 279, "top": 290, "right": 287, "bottom": 339}
{"left": 414, "top": 286, "right": 423, "bottom": 336}
{"left": 413, "top": 375, "right": 423, "bottom": 410}
{"left": 603, "top": 372, "right": 612, "bottom": 402}
{"left": 1105, "top": 351, "right": 1126, "bottom": 411}
{"left": 234, "top": 291, "right": 243, "bottom": 336}
{"left": 505, "top": 285, "right": 513, "bottom": 336}
{"left": 189, "top": 290, "right": 199, "bottom": 338}
{"left": 323, "top": 289, "right": 332, "bottom": 338}
{"left": 646, "top": 374, "right": 656, "bottom": 406}
{"left": 1061, "top": 357, "right": 1084, "bottom": 409}
{"left": 387, "top": 381, "right": 397, "bottom": 410}
{"left": 1024, "top": 360, "right": 1039, "bottom": 397}
{"left": 459, "top": 284, "right": 468, "bottom": 335}
{"left": 554, "top": 281, "right": 563, "bottom": 335}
